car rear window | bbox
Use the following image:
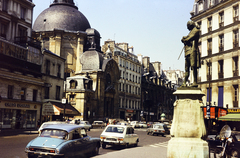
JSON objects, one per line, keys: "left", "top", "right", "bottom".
{"left": 154, "top": 125, "right": 164, "bottom": 129}
{"left": 105, "top": 126, "right": 125, "bottom": 133}
{"left": 40, "top": 129, "right": 68, "bottom": 139}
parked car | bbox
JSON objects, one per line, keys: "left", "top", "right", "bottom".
{"left": 147, "top": 123, "right": 166, "bottom": 136}
{"left": 100, "top": 125, "right": 139, "bottom": 148}
{"left": 79, "top": 121, "right": 92, "bottom": 131}
{"left": 147, "top": 122, "right": 153, "bottom": 128}
{"left": 92, "top": 121, "right": 105, "bottom": 128}
{"left": 38, "top": 121, "right": 68, "bottom": 133}
{"left": 25, "top": 124, "right": 100, "bottom": 158}
{"left": 139, "top": 122, "right": 148, "bottom": 128}
{"left": 130, "top": 121, "right": 140, "bottom": 128}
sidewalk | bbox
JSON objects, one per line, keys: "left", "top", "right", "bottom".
{"left": 96, "top": 146, "right": 167, "bottom": 158}
{"left": 0, "top": 128, "right": 38, "bottom": 137}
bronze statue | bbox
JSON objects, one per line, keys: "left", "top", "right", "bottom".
{"left": 181, "top": 20, "right": 201, "bottom": 87}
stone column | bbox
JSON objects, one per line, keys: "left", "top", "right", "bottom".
{"left": 167, "top": 87, "right": 209, "bottom": 158}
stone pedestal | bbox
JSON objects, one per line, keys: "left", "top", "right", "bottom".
{"left": 167, "top": 88, "right": 209, "bottom": 158}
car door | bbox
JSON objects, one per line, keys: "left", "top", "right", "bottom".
{"left": 72, "top": 129, "right": 87, "bottom": 157}
{"left": 125, "top": 127, "right": 132, "bottom": 144}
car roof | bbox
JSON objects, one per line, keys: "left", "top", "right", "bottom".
{"left": 106, "top": 125, "right": 132, "bottom": 128}
{"left": 41, "top": 124, "right": 84, "bottom": 133}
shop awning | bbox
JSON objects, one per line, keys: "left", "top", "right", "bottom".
{"left": 218, "top": 114, "right": 240, "bottom": 121}
{"left": 42, "top": 102, "right": 80, "bottom": 116}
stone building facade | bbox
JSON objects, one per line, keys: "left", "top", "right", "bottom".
{"left": 0, "top": 0, "right": 43, "bottom": 129}
{"left": 139, "top": 56, "right": 175, "bottom": 121}
{"left": 191, "top": 0, "right": 240, "bottom": 109}
{"left": 102, "top": 40, "right": 142, "bottom": 121}
{"left": 33, "top": 0, "right": 120, "bottom": 122}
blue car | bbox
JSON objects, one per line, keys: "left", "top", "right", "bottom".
{"left": 25, "top": 124, "right": 100, "bottom": 158}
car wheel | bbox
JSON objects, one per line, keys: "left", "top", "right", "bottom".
{"left": 147, "top": 132, "right": 149, "bottom": 135}
{"left": 134, "top": 140, "right": 139, "bottom": 147}
{"left": 162, "top": 134, "right": 164, "bottom": 137}
{"left": 102, "top": 143, "right": 106, "bottom": 149}
{"left": 92, "top": 145, "right": 100, "bottom": 156}
{"left": 88, "top": 128, "right": 90, "bottom": 131}
{"left": 151, "top": 132, "right": 154, "bottom": 136}
{"left": 125, "top": 143, "right": 129, "bottom": 148}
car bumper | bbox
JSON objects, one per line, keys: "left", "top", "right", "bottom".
{"left": 26, "top": 150, "right": 64, "bottom": 157}
{"left": 101, "top": 140, "right": 126, "bottom": 145}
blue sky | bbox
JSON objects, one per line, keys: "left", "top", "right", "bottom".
{"left": 32, "top": 0, "right": 195, "bottom": 71}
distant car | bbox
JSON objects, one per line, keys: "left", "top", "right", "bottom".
{"left": 147, "top": 123, "right": 166, "bottom": 136}
{"left": 100, "top": 125, "right": 139, "bottom": 148}
{"left": 147, "top": 122, "right": 153, "bottom": 128}
{"left": 25, "top": 124, "right": 100, "bottom": 158}
{"left": 92, "top": 121, "right": 105, "bottom": 128}
{"left": 79, "top": 121, "right": 92, "bottom": 131}
{"left": 38, "top": 121, "right": 68, "bottom": 133}
{"left": 130, "top": 121, "right": 140, "bottom": 128}
{"left": 139, "top": 122, "right": 148, "bottom": 128}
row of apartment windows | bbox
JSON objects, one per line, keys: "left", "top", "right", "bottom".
{"left": 2, "top": 0, "right": 27, "bottom": 20}
{"left": 119, "top": 98, "right": 140, "bottom": 110}
{"left": 119, "top": 58, "right": 141, "bottom": 73}
{"left": 44, "top": 86, "right": 61, "bottom": 100}
{"left": 207, "top": 85, "right": 239, "bottom": 108}
{"left": 7, "top": 85, "right": 38, "bottom": 101}
{"left": 202, "top": 29, "right": 239, "bottom": 56}
{"left": 206, "top": 56, "right": 239, "bottom": 80}
{"left": 45, "top": 60, "right": 62, "bottom": 78}
{"left": 119, "top": 83, "right": 141, "bottom": 95}
{"left": 120, "top": 70, "right": 141, "bottom": 83}
{"left": 197, "top": 4, "right": 239, "bottom": 35}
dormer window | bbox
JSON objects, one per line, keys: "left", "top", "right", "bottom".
{"left": 70, "top": 80, "right": 77, "bottom": 89}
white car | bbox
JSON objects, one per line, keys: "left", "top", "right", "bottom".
{"left": 79, "top": 121, "right": 92, "bottom": 131}
{"left": 100, "top": 125, "right": 139, "bottom": 148}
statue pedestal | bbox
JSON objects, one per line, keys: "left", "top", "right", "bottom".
{"left": 167, "top": 88, "right": 209, "bottom": 158}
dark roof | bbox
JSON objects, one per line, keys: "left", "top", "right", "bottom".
{"left": 33, "top": 2, "right": 90, "bottom": 32}
{"left": 42, "top": 124, "right": 84, "bottom": 132}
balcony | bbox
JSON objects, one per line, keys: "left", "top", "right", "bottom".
{"left": 208, "top": 49, "right": 212, "bottom": 56}
{"left": 218, "top": 72, "right": 223, "bottom": 79}
{"left": 233, "top": 41, "right": 239, "bottom": 48}
{"left": 233, "top": 70, "right": 239, "bottom": 77}
{"left": 219, "top": 45, "right": 224, "bottom": 52}
{"left": 14, "top": 36, "right": 41, "bottom": 49}
{"left": 219, "top": 22, "right": 224, "bottom": 28}
{"left": 207, "top": 74, "right": 212, "bottom": 81}
{"left": 234, "top": 16, "right": 239, "bottom": 22}
{"left": 208, "top": 27, "right": 212, "bottom": 32}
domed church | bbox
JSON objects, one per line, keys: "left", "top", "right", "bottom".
{"left": 33, "top": 0, "right": 120, "bottom": 122}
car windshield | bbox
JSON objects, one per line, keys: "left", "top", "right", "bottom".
{"left": 154, "top": 125, "right": 164, "bottom": 129}
{"left": 105, "top": 126, "right": 125, "bottom": 133}
{"left": 40, "top": 129, "right": 68, "bottom": 139}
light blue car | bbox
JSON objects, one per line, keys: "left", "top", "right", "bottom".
{"left": 25, "top": 124, "right": 100, "bottom": 158}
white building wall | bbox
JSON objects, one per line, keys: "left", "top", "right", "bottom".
{"left": 224, "top": 55, "right": 233, "bottom": 78}
{"left": 202, "top": 38, "right": 208, "bottom": 57}
{"left": 225, "top": 7, "right": 233, "bottom": 26}
{"left": 225, "top": 29, "right": 233, "bottom": 51}
{"left": 212, "top": 34, "right": 218, "bottom": 54}
{"left": 212, "top": 61, "right": 218, "bottom": 80}
{"left": 212, "top": 13, "right": 219, "bottom": 31}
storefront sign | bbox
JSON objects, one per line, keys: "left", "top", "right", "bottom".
{"left": 149, "top": 112, "right": 154, "bottom": 115}
{"left": 228, "top": 109, "right": 240, "bottom": 113}
{"left": 5, "top": 103, "right": 30, "bottom": 108}
{"left": 126, "top": 110, "right": 134, "bottom": 113}
{"left": 42, "top": 103, "right": 60, "bottom": 116}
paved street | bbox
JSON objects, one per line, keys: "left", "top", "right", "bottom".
{"left": 0, "top": 128, "right": 170, "bottom": 158}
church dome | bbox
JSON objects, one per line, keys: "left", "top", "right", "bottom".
{"left": 33, "top": 0, "right": 91, "bottom": 32}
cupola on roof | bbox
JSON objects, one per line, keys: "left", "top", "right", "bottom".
{"left": 33, "top": 0, "right": 91, "bottom": 32}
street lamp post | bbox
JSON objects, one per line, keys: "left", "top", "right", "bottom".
{"left": 62, "top": 97, "right": 66, "bottom": 121}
